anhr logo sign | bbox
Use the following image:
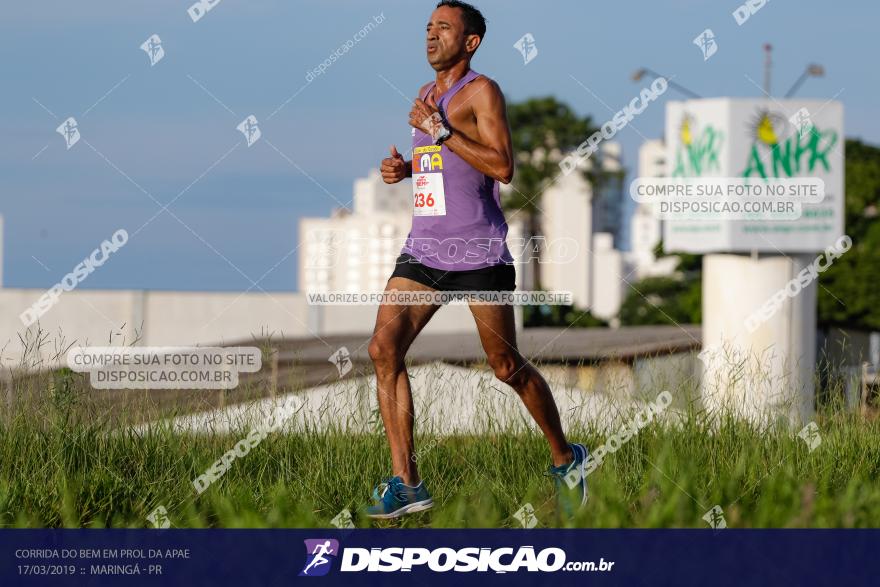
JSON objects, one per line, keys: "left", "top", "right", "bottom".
{"left": 671, "top": 114, "right": 724, "bottom": 178}
{"left": 671, "top": 108, "right": 839, "bottom": 180}
{"left": 742, "top": 110, "right": 838, "bottom": 180}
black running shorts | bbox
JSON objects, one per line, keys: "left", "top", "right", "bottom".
{"left": 389, "top": 253, "right": 516, "bottom": 292}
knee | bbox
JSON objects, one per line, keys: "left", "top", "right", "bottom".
{"left": 488, "top": 352, "right": 525, "bottom": 386}
{"left": 368, "top": 335, "right": 403, "bottom": 372}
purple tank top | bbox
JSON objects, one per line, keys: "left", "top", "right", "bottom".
{"left": 401, "top": 69, "right": 513, "bottom": 271}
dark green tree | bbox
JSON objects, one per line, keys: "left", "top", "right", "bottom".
{"left": 818, "top": 139, "right": 880, "bottom": 329}
{"left": 618, "top": 264, "right": 701, "bottom": 326}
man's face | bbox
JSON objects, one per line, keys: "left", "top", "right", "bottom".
{"left": 426, "top": 6, "right": 476, "bottom": 69}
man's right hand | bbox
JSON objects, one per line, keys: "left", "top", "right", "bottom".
{"left": 380, "top": 145, "right": 409, "bottom": 184}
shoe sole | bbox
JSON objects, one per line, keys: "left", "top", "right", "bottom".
{"left": 366, "top": 498, "right": 434, "bottom": 519}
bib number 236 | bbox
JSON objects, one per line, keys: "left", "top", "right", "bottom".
{"left": 412, "top": 172, "right": 446, "bottom": 216}
{"left": 414, "top": 192, "right": 434, "bottom": 208}
{"left": 412, "top": 145, "right": 447, "bottom": 216}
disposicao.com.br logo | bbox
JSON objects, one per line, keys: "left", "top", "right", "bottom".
{"left": 299, "top": 539, "right": 614, "bottom": 575}
{"left": 299, "top": 539, "right": 339, "bottom": 577}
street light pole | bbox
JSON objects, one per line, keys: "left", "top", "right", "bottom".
{"left": 631, "top": 68, "right": 701, "bottom": 99}
{"left": 784, "top": 64, "right": 826, "bottom": 98}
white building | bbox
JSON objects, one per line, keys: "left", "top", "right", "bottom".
{"left": 627, "top": 139, "right": 678, "bottom": 280}
{"left": 625, "top": 139, "right": 678, "bottom": 281}
{"left": 631, "top": 139, "right": 665, "bottom": 258}
{"left": 539, "top": 169, "right": 593, "bottom": 308}
{"left": 591, "top": 232, "right": 625, "bottom": 322}
{"left": 300, "top": 169, "right": 411, "bottom": 295}
{"left": 352, "top": 168, "right": 412, "bottom": 216}
{"left": 539, "top": 143, "right": 627, "bottom": 319}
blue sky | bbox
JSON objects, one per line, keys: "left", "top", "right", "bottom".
{"left": 0, "top": 0, "right": 876, "bottom": 291}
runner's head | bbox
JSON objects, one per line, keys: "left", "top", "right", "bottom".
{"left": 427, "top": 1, "right": 487, "bottom": 70}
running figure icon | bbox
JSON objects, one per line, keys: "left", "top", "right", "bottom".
{"left": 301, "top": 540, "right": 335, "bottom": 575}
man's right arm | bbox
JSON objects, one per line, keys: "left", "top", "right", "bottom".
{"left": 380, "top": 145, "right": 410, "bottom": 184}
{"left": 380, "top": 83, "right": 431, "bottom": 184}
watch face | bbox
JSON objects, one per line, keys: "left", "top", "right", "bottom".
{"left": 434, "top": 126, "right": 451, "bottom": 144}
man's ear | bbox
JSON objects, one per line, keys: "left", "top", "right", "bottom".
{"left": 465, "top": 34, "right": 482, "bottom": 54}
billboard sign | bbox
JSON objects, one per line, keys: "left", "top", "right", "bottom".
{"left": 662, "top": 98, "right": 843, "bottom": 253}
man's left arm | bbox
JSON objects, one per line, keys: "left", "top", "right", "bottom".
{"left": 410, "top": 79, "right": 514, "bottom": 184}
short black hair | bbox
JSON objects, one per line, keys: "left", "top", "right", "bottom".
{"left": 436, "top": 0, "right": 487, "bottom": 40}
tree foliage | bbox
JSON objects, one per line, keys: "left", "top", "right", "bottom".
{"left": 818, "top": 139, "right": 880, "bottom": 329}
{"left": 618, "top": 271, "right": 701, "bottom": 326}
{"left": 505, "top": 96, "right": 597, "bottom": 213}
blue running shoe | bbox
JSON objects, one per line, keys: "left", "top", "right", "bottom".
{"left": 546, "top": 443, "right": 589, "bottom": 516}
{"left": 364, "top": 476, "right": 433, "bottom": 519}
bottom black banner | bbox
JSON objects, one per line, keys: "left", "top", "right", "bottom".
{"left": 1, "top": 529, "right": 875, "bottom": 586}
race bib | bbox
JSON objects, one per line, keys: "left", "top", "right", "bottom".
{"left": 412, "top": 146, "right": 446, "bottom": 217}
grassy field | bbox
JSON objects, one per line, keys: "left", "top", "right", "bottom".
{"left": 2, "top": 369, "right": 880, "bottom": 528}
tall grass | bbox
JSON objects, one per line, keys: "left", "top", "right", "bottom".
{"left": 2, "top": 361, "right": 879, "bottom": 529}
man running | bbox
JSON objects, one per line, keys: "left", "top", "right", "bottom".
{"left": 364, "top": 0, "right": 588, "bottom": 519}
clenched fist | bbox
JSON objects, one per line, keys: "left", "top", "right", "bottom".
{"left": 409, "top": 93, "right": 445, "bottom": 141}
{"left": 380, "top": 145, "right": 409, "bottom": 184}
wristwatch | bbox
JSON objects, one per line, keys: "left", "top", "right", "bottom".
{"left": 429, "top": 111, "right": 452, "bottom": 145}
{"left": 433, "top": 123, "right": 452, "bottom": 145}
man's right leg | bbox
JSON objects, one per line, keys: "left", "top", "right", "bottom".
{"left": 367, "top": 277, "right": 441, "bottom": 486}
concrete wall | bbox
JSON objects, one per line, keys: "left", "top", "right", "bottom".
{"left": 142, "top": 290, "right": 309, "bottom": 346}
{"left": 3, "top": 288, "right": 143, "bottom": 368}
{"left": 1, "top": 288, "right": 490, "bottom": 369}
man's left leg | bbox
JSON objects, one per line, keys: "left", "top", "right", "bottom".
{"left": 469, "top": 302, "right": 589, "bottom": 510}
